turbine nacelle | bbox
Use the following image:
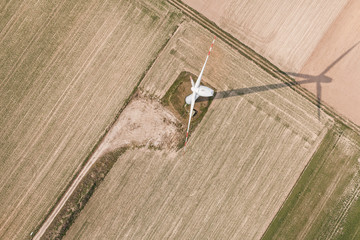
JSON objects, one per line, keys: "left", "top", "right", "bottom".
{"left": 184, "top": 36, "right": 216, "bottom": 147}
{"left": 186, "top": 76, "right": 214, "bottom": 104}
{"left": 190, "top": 86, "right": 197, "bottom": 94}
{"left": 185, "top": 85, "right": 214, "bottom": 105}
{"left": 198, "top": 85, "right": 214, "bottom": 97}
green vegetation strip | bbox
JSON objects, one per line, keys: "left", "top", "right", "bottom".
{"left": 43, "top": 147, "right": 128, "bottom": 239}
{"left": 262, "top": 122, "right": 360, "bottom": 240}
{"left": 34, "top": 14, "right": 183, "bottom": 239}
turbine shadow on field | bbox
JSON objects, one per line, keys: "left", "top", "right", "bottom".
{"left": 203, "top": 42, "right": 359, "bottom": 119}
{"left": 287, "top": 41, "right": 359, "bottom": 119}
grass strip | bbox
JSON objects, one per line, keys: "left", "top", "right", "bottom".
{"left": 43, "top": 147, "right": 128, "bottom": 239}
{"left": 262, "top": 122, "right": 360, "bottom": 239}
{"left": 33, "top": 11, "right": 183, "bottom": 239}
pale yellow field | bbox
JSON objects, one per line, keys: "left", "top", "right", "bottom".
{"left": 65, "top": 21, "right": 333, "bottom": 239}
{"left": 0, "top": 0, "right": 181, "bottom": 238}
{"left": 182, "top": 0, "right": 348, "bottom": 72}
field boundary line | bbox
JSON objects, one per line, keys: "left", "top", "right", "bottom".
{"left": 167, "top": 0, "right": 360, "bottom": 134}
{"left": 32, "top": 22, "right": 181, "bottom": 240}
{"left": 260, "top": 124, "right": 344, "bottom": 239}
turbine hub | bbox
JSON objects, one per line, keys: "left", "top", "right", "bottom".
{"left": 191, "top": 86, "right": 199, "bottom": 94}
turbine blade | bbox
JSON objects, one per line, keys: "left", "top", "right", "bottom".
{"left": 185, "top": 93, "right": 196, "bottom": 147}
{"left": 190, "top": 76, "right": 195, "bottom": 87}
{"left": 195, "top": 36, "right": 216, "bottom": 88}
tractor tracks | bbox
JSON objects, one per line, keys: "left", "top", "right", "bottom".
{"left": 168, "top": 0, "right": 360, "bottom": 134}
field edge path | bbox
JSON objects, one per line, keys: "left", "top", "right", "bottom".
{"left": 168, "top": 0, "right": 359, "bottom": 134}
{"left": 32, "top": 23, "right": 181, "bottom": 240}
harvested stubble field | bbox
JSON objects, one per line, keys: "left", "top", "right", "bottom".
{"left": 168, "top": 2, "right": 360, "bottom": 238}
{"left": 66, "top": 21, "right": 333, "bottom": 239}
{"left": 181, "top": 0, "right": 348, "bottom": 72}
{"left": 0, "top": 0, "right": 181, "bottom": 238}
{"left": 42, "top": 95, "right": 181, "bottom": 239}
{"left": 2, "top": 0, "right": 360, "bottom": 239}
{"left": 264, "top": 123, "right": 360, "bottom": 240}
{"left": 179, "top": 0, "right": 360, "bottom": 129}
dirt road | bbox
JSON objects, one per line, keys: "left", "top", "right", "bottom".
{"left": 33, "top": 97, "right": 179, "bottom": 239}
{"left": 33, "top": 147, "right": 103, "bottom": 239}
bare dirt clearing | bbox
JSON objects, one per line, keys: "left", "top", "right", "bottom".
{"left": 40, "top": 95, "right": 181, "bottom": 239}
{"left": 103, "top": 96, "right": 181, "bottom": 151}
{"left": 0, "top": 0, "right": 181, "bottom": 238}
{"left": 66, "top": 21, "right": 332, "bottom": 239}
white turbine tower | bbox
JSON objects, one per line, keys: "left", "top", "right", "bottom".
{"left": 185, "top": 36, "right": 216, "bottom": 147}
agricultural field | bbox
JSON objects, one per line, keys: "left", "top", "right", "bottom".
{"left": 298, "top": 0, "right": 360, "bottom": 127}
{"left": 180, "top": 0, "right": 360, "bottom": 129}
{"left": 181, "top": 0, "right": 348, "bottom": 72}
{"left": 65, "top": 21, "right": 333, "bottom": 239}
{"left": 0, "top": 0, "right": 182, "bottom": 238}
{"left": 263, "top": 123, "right": 360, "bottom": 240}
{"left": 2, "top": 0, "right": 360, "bottom": 239}
{"left": 41, "top": 95, "right": 182, "bottom": 239}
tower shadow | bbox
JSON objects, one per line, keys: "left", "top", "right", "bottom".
{"left": 198, "top": 42, "right": 359, "bottom": 119}
{"left": 287, "top": 41, "right": 359, "bottom": 119}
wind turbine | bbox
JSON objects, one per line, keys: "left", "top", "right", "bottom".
{"left": 184, "top": 36, "right": 216, "bottom": 147}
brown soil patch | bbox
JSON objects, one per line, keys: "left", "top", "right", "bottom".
{"left": 40, "top": 94, "right": 181, "bottom": 239}
{"left": 104, "top": 93, "right": 181, "bottom": 150}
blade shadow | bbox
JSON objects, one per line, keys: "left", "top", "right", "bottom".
{"left": 199, "top": 41, "right": 359, "bottom": 120}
